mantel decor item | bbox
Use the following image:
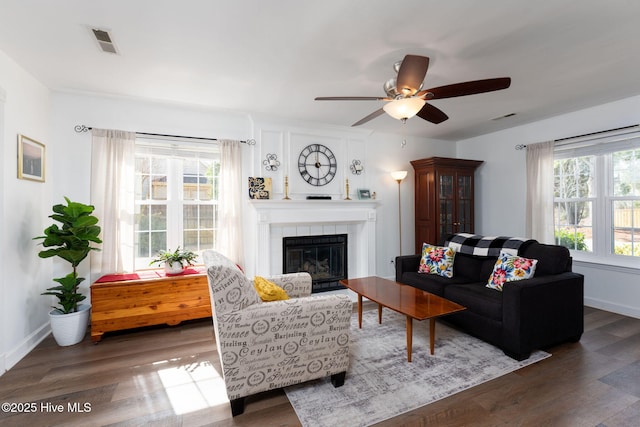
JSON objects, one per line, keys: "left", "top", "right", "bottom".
{"left": 248, "top": 177, "right": 272, "bottom": 199}
{"left": 283, "top": 175, "right": 291, "bottom": 200}
{"left": 298, "top": 143, "right": 337, "bottom": 186}
{"left": 344, "top": 178, "right": 351, "bottom": 200}
{"left": 33, "top": 197, "right": 102, "bottom": 346}
{"left": 357, "top": 189, "right": 371, "bottom": 200}
{"left": 18, "top": 134, "right": 45, "bottom": 182}
{"left": 149, "top": 246, "right": 198, "bottom": 275}
{"left": 350, "top": 159, "right": 364, "bottom": 175}
{"left": 262, "top": 153, "right": 280, "bottom": 171}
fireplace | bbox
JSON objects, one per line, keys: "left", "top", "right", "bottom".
{"left": 283, "top": 234, "right": 347, "bottom": 293}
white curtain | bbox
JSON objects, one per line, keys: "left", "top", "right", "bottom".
{"left": 217, "top": 139, "right": 244, "bottom": 266}
{"left": 90, "top": 128, "right": 136, "bottom": 278}
{"left": 525, "top": 140, "right": 555, "bottom": 243}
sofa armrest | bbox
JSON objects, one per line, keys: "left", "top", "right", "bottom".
{"left": 266, "top": 272, "right": 312, "bottom": 298}
{"left": 395, "top": 254, "right": 421, "bottom": 282}
{"left": 502, "top": 271, "right": 584, "bottom": 359}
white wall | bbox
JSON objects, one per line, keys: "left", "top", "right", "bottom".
{"left": 457, "top": 95, "right": 640, "bottom": 319}
{"left": 0, "top": 50, "right": 53, "bottom": 374}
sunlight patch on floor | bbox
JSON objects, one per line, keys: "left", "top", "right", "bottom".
{"left": 155, "top": 359, "right": 228, "bottom": 415}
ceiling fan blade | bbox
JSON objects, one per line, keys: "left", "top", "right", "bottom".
{"left": 416, "top": 103, "right": 449, "bottom": 124}
{"left": 352, "top": 108, "right": 386, "bottom": 126}
{"left": 420, "top": 77, "right": 511, "bottom": 99}
{"left": 396, "top": 55, "right": 429, "bottom": 96}
{"left": 315, "top": 96, "right": 388, "bottom": 101}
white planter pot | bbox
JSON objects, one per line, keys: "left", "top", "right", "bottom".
{"left": 164, "top": 261, "right": 184, "bottom": 275}
{"left": 49, "top": 303, "right": 91, "bottom": 347}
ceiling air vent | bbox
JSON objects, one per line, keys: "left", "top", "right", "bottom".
{"left": 91, "top": 28, "right": 118, "bottom": 54}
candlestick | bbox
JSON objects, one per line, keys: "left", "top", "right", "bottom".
{"left": 344, "top": 178, "right": 351, "bottom": 200}
{"left": 283, "top": 175, "right": 291, "bottom": 200}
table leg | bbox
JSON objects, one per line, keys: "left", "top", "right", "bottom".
{"left": 378, "top": 303, "right": 382, "bottom": 324}
{"left": 406, "top": 316, "right": 413, "bottom": 362}
{"left": 357, "top": 294, "right": 363, "bottom": 329}
{"left": 429, "top": 318, "right": 436, "bottom": 355}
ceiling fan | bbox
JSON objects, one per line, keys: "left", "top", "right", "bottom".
{"left": 315, "top": 54, "right": 511, "bottom": 126}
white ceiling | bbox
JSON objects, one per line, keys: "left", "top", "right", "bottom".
{"left": 2, "top": 1, "right": 640, "bottom": 140}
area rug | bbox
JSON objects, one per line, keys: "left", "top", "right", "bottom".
{"left": 285, "top": 309, "right": 550, "bottom": 427}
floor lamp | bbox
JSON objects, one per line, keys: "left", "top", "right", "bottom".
{"left": 391, "top": 171, "right": 408, "bottom": 256}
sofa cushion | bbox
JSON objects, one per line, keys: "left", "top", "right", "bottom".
{"left": 486, "top": 250, "right": 538, "bottom": 291}
{"left": 419, "top": 243, "right": 456, "bottom": 278}
{"left": 398, "top": 272, "right": 468, "bottom": 296}
{"left": 453, "top": 252, "right": 498, "bottom": 280}
{"left": 444, "top": 283, "right": 503, "bottom": 322}
{"left": 520, "top": 243, "right": 571, "bottom": 275}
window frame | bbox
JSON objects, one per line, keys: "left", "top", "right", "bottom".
{"left": 134, "top": 138, "right": 220, "bottom": 270}
{"left": 553, "top": 129, "right": 640, "bottom": 270}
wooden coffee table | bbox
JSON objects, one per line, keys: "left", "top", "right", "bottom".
{"left": 340, "top": 276, "right": 466, "bottom": 362}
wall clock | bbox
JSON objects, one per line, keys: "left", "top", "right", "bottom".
{"left": 298, "top": 144, "right": 338, "bottom": 186}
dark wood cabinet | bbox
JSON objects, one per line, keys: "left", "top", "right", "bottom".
{"left": 410, "top": 157, "right": 483, "bottom": 254}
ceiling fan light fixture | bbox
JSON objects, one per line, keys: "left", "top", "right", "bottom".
{"left": 383, "top": 97, "right": 426, "bottom": 120}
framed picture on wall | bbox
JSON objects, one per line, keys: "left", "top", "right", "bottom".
{"left": 17, "top": 134, "right": 45, "bottom": 182}
{"left": 357, "top": 188, "right": 371, "bottom": 200}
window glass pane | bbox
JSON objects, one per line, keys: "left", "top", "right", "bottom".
{"left": 613, "top": 149, "right": 640, "bottom": 197}
{"left": 150, "top": 205, "right": 167, "bottom": 229}
{"left": 613, "top": 200, "right": 640, "bottom": 256}
{"left": 199, "top": 160, "right": 216, "bottom": 201}
{"left": 199, "top": 205, "right": 214, "bottom": 229}
{"left": 183, "top": 230, "right": 198, "bottom": 252}
{"left": 183, "top": 204, "right": 198, "bottom": 229}
{"left": 554, "top": 201, "right": 592, "bottom": 252}
{"left": 135, "top": 205, "right": 149, "bottom": 231}
{"left": 136, "top": 232, "right": 149, "bottom": 258}
{"left": 152, "top": 176, "right": 167, "bottom": 200}
{"left": 183, "top": 159, "right": 198, "bottom": 201}
{"left": 152, "top": 158, "right": 167, "bottom": 174}
{"left": 150, "top": 231, "right": 167, "bottom": 257}
{"left": 554, "top": 156, "right": 595, "bottom": 198}
{"left": 199, "top": 230, "right": 214, "bottom": 249}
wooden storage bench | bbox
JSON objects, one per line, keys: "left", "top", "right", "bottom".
{"left": 90, "top": 268, "right": 212, "bottom": 342}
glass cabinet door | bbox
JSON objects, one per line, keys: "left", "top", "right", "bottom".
{"left": 456, "top": 175, "right": 473, "bottom": 232}
{"left": 439, "top": 174, "right": 455, "bottom": 238}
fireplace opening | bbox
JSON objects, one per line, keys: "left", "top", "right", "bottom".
{"left": 283, "top": 234, "right": 347, "bottom": 293}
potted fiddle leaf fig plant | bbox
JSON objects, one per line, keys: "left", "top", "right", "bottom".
{"left": 34, "top": 197, "right": 101, "bottom": 346}
{"left": 150, "top": 246, "right": 198, "bottom": 275}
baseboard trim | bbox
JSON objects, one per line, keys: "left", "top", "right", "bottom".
{"left": 2, "top": 322, "right": 51, "bottom": 376}
{"left": 584, "top": 297, "right": 640, "bottom": 320}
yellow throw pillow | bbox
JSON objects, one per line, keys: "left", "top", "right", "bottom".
{"left": 254, "top": 276, "right": 289, "bottom": 301}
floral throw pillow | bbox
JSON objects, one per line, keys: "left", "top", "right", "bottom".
{"left": 418, "top": 243, "right": 456, "bottom": 278}
{"left": 486, "top": 250, "right": 538, "bottom": 291}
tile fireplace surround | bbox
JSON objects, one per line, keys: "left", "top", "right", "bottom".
{"left": 248, "top": 199, "right": 378, "bottom": 281}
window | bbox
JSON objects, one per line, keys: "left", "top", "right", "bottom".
{"left": 134, "top": 139, "right": 220, "bottom": 269}
{"left": 553, "top": 128, "right": 640, "bottom": 263}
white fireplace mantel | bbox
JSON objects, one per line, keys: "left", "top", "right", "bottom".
{"left": 248, "top": 199, "right": 379, "bottom": 279}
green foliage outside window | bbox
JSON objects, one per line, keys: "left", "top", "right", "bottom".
{"left": 555, "top": 229, "right": 588, "bottom": 251}
{"left": 614, "top": 243, "right": 640, "bottom": 256}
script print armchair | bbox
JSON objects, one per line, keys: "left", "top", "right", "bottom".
{"left": 203, "top": 250, "right": 351, "bottom": 416}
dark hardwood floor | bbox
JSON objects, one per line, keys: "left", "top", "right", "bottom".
{"left": 1, "top": 304, "right": 639, "bottom": 426}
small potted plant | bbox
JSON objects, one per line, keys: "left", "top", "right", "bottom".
{"left": 34, "top": 197, "right": 102, "bottom": 346}
{"left": 150, "top": 246, "right": 198, "bottom": 275}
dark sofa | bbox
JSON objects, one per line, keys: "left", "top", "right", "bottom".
{"left": 395, "top": 234, "right": 584, "bottom": 360}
